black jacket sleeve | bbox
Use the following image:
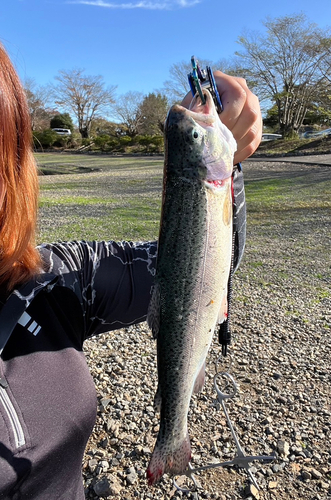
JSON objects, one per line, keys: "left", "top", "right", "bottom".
{"left": 38, "top": 240, "right": 157, "bottom": 339}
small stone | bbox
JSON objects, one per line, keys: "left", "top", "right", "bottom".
{"left": 93, "top": 474, "right": 122, "bottom": 497}
{"left": 268, "top": 481, "right": 278, "bottom": 489}
{"left": 100, "top": 397, "right": 111, "bottom": 411}
{"left": 106, "top": 419, "right": 119, "bottom": 436}
{"left": 93, "top": 477, "right": 112, "bottom": 497}
{"left": 244, "top": 484, "right": 260, "bottom": 499}
{"left": 277, "top": 440, "right": 290, "bottom": 457}
{"left": 88, "top": 458, "right": 98, "bottom": 473}
{"left": 310, "top": 468, "right": 323, "bottom": 480}
{"left": 100, "top": 460, "right": 109, "bottom": 472}
{"left": 94, "top": 449, "right": 106, "bottom": 458}
{"left": 301, "top": 469, "right": 312, "bottom": 481}
{"left": 126, "top": 467, "right": 137, "bottom": 485}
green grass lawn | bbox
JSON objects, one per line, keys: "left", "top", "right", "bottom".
{"left": 37, "top": 153, "right": 331, "bottom": 243}
{"left": 37, "top": 152, "right": 331, "bottom": 327}
{"left": 37, "top": 153, "right": 164, "bottom": 243}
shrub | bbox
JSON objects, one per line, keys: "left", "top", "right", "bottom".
{"left": 33, "top": 129, "right": 58, "bottom": 149}
{"left": 106, "top": 138, "right": 121, "bottom": 151}
{"left": 119, "top": 136, "right": 132, "bottom": 146}
{"left": 134, "top": 134, "right": 163, "bottom": 153}
{"left": 93, "top": 135, "right": 111, "bottom": 151}
{"left": 50, "top": 113, "right": 74, "bottom": 132}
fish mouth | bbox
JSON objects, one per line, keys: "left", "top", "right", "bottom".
{"left": 164, "top": 89, "right": 236, "bottom": 183}
{"left": 204, "top": 178, "right": 230, "bottom": 191}
{"left": 187, "top": 89, "right": 219, "bottom": 127}
{"left": 167, "top": 90, "right": 217, "bottom": 127}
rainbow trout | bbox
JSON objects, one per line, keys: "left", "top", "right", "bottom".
{"left": 147, "top": 89, "right": 237, "bottom": 485}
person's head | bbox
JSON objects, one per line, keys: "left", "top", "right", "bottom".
{"left": 0, "top": 42, "right": 41, "bottom": 291}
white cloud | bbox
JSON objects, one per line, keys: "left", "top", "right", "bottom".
{"left": 66, "top": 0, "right": 201, "bottom": 9}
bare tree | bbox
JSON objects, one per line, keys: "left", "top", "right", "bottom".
{"left": 236, "top": 14, "right": 331, "bottom": 135}
{"left": 24, "top": 78, "right": 54, "bottom": 131}
{"left": 112, "top": 91, "right": 144, "bottom": 137}
{"left": 162, "top": 60, "right": 192, "bottom": 104}
{"left": 52, "top": 69, "right": 117, "bottom": 138}
{"left": 319, "top": 37, "right": 331, "bottom": 83}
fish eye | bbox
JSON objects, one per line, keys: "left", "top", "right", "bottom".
{"left": 192, "top": 129, "right": 199, "bottom": 139}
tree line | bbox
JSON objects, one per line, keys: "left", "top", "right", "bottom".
{"left": 28, "top": 13, "right": 331, "bottom": 151}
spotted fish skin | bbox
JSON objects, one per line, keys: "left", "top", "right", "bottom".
{"left": 147, "top": 90, "right": 237, "bottom": 485}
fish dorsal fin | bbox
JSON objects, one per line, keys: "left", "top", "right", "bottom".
{"left": 147, "top": 283, "right": 161, "bottom": 339}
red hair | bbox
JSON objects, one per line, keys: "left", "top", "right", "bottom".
{"left": 0, "top": 43, "right": 41, "bottom": 291}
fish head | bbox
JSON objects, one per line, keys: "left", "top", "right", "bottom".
{"left": 165, "top": 89, "right": 237, "bottom": 187}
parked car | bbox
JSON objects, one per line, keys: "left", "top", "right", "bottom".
{"left": 51, "top": 128, "right": 71, "bottom": 136}
{"left": 302, "top": 128, "right": 331, "bottom": 139}
{"left": 261, "top": 133, "right": 282, "bottom": 142}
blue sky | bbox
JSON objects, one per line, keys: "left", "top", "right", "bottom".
{"left": 1, "top": 0, "right": 331, "bottom": 99}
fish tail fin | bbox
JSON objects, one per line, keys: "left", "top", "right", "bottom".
{"left": 146, "top": 433, "right": 191, "bottom": 485}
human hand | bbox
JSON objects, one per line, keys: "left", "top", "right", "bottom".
{"left": 181, "top": 71, "right": 262, "bottom": 165}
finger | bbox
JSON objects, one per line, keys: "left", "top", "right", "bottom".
{"left": 181, "top": 72, "right": 249, "bottom": 123}
{"left": 180, "top": 71, "right": 262, "bottom": 163}
{"left": 182, "top": 72, "right": 256, "bottom": 137}
{"left": 181, "top": 91, "right": 193, "bottom": 109}
{"left": 214, "top": 73, "right": 262, "bottom": 163}
{"left": 234, "top": 117, "right": 262, "bottom": 164}
{"left": 213, "top": 72, "right": 248, "bottom": 131}
{"left": 230, "top": 85, "right": 262, "bottom": 142}
{"left": 234, "top": 137, "right": 260, "bottom": 165}
{"left": 234, "top": 93, "right": 262, "bottom": 163}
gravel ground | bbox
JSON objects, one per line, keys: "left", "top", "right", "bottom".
{"left": 78, "top": 161, "right": 330, "bottom": 500}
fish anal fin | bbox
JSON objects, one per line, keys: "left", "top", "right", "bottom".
{"left": 147, "top": 283, "right": 161, "bottom": 339}
{"left": 193, "top": 362, "right": 206, "bottom": 394}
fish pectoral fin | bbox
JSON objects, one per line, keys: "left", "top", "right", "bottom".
{"left": 154, "top": 385, "right": 161, "bottom": 412}
{"left": 217, "top": 293, "right": 228, "bottom": 324}
{"left": 147, "top": 283, "right": 161, "bottom": 339}
{"left": 193, "top": 362, "right": 206, "bottom": 394}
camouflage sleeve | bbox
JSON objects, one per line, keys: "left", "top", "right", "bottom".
{"left": 38, "top": 240, "right": 157, "bottom": 338}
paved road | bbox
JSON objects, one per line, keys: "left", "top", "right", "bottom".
{"left": 250, "top": 153, "right": 331, "bottom": 166}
